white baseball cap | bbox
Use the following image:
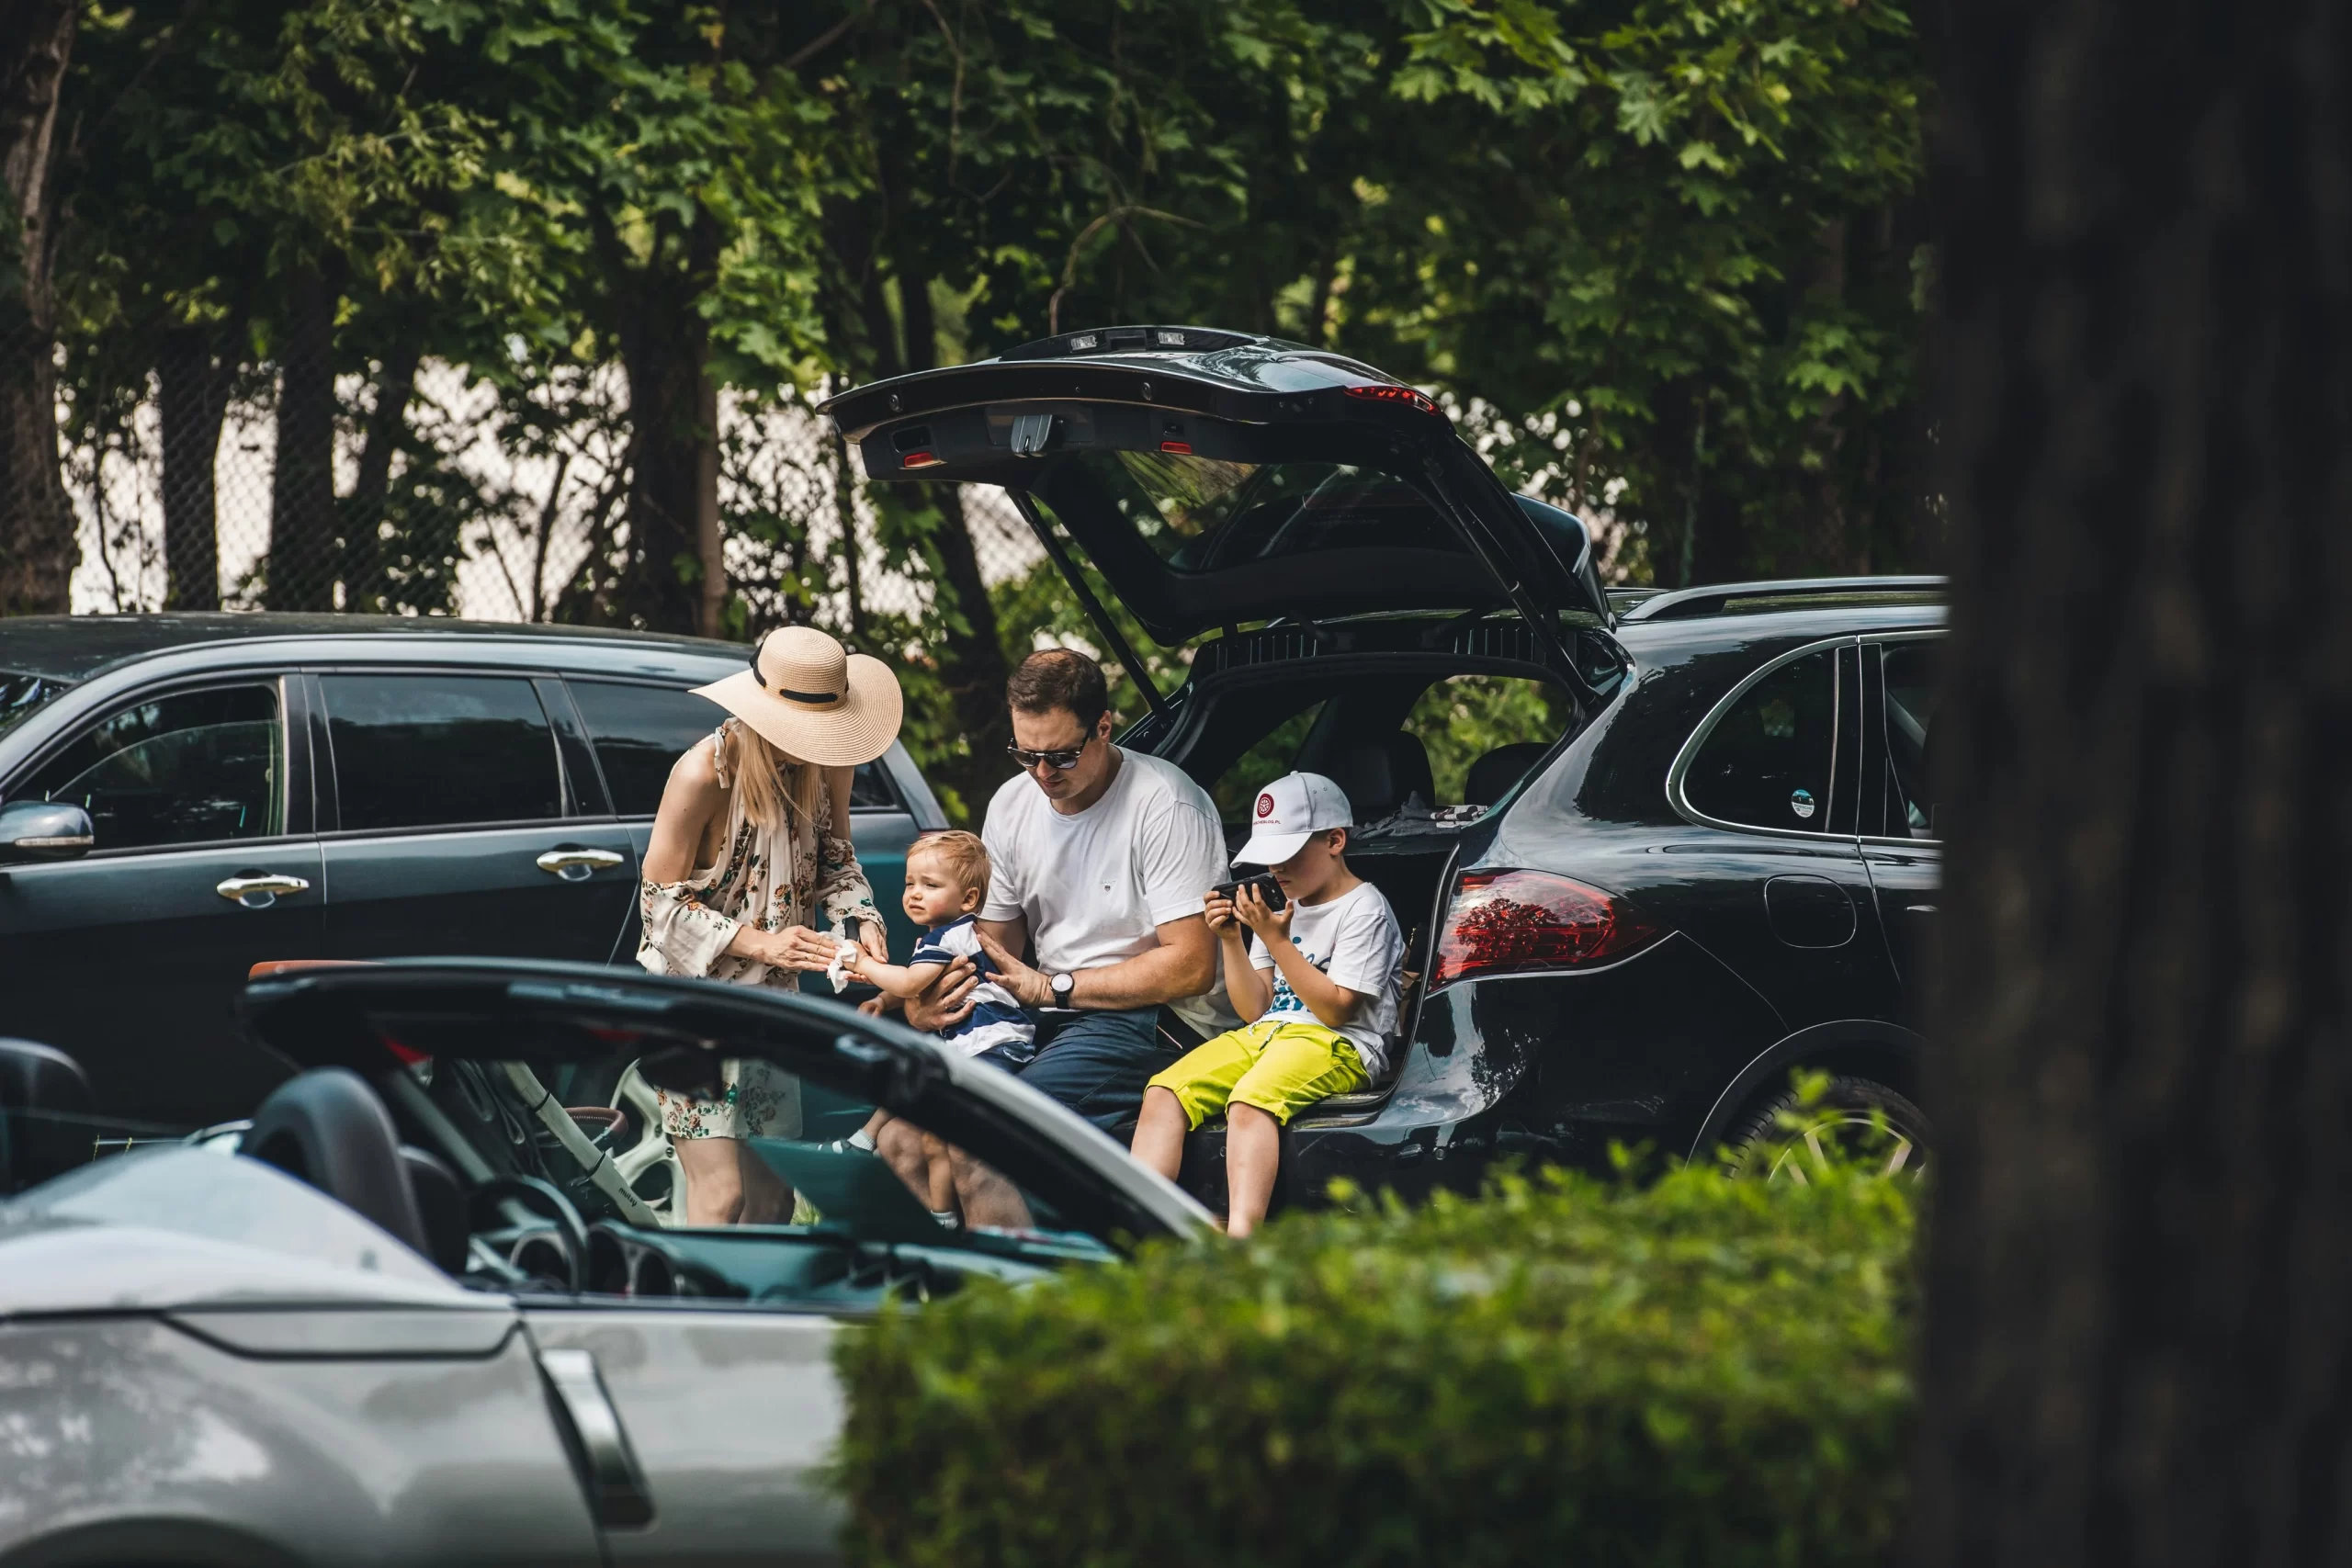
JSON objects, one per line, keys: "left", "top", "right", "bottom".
{"left": 1233, "top": 772, "right": 1353, "bottom": 867}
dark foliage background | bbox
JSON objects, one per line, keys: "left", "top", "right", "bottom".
{"left": 1, "top": 0, "right": 1934, "bottom": 815}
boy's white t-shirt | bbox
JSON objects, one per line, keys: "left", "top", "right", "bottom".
{"left": 981, "top": 749, "right": 1237, "bottom": 1038}
{"left": 1251, "top": 879, "right": 1404, "bottom": 1077}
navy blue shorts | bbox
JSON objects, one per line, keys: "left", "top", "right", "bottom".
{"left": 1013, "top": 1007, "right": 1182, "bottom": 1133}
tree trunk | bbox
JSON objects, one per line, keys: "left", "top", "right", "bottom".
{"left": 0, "top": 0, "right": 76, "bottom": 615}
{"left": 266, "top": 263, "right": 340, "bottom": 611}
{"left": 340, "top": 334, "right": 421, "bottom": 612}
{"left": 156, "top": 326, "right": 232, "bottom": 611}
{"left": 895, "top": 261, "right": 1011, "bottom": 817}
{"left": 1912, "top": 4, "right": 2352, "bottom": 1566}
{"left": 609, "top": 214, "right": 718, "bottom": 637}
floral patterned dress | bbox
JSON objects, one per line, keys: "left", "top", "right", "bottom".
{"left": 636, "top": 722, "right": 881, "bottom": 1140}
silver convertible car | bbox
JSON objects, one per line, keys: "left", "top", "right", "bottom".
{"left": 0, "top": 961, "right": 1210, "bottom": 1568}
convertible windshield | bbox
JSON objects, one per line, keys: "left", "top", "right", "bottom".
{"left": 1073, "top": 449, "right": 1462, "bottom": 575}
{"left": 406, "top": 1044, "right": 1122, "bottom": 1280}
{"left": 0, "top": 671, "right": 69, "bottom": 741}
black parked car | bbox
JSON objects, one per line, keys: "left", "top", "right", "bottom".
{"left": 823, "top": 325, "right": 1943, "bottom": 1205}
{"left": 0, "top": 617, "right": 946, "bottom": 1124}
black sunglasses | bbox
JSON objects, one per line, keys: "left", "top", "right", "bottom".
{"left": 1005, "top": 739, "right": 1091, "bottom": 772}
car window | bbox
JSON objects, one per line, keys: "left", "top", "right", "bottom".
{"left": 0, "top": 671, "right": 71, "bottom": 741}
{"left": 1403, "top": 675, "right": 1568, "bottom": 806}
{"left": 570, "top": 679, "right": 903, "bottom": 818}
{"left": 1209, "top": 701, "right": 1326, "bottom": 823}
{"left": 1682, "top": 648, "right": 1840, "bottom": 833}
{"left": 18, "top": 683, "right": 283, "bottom": 850}
{"left": 1880, "top": 641, "right": 1939, "bottom": 840}
{"left": 322, "top": 673, "right": 561, "bottom": 831}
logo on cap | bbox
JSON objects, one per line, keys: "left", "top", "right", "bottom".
{"left": 1257, "top": 793, "right": 1275, "bottom": 819}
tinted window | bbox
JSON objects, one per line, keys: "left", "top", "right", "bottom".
{"left": 1881, "top": 641, "right": 1939, "bottom": 839}
{"left": 322, "top": 674, "right": 560, "bottom": 830}
{"left": 1683, "top": 649, "right": 1838, "bottom": 832}
{"left": 22, "top": 684, "right": 282, "bottom": 850}
{"left": 569, "top": 681, "right": 721, "bottom": 817}
{"left": 0, "top": 671, "right": 70, "bottom": 741}
{"left": 570, "top": 679, "right": 901, "bottom": 817}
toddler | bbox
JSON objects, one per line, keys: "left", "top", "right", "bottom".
{"left": 838, "top": 832, "right": 1034, "bottom": 1224}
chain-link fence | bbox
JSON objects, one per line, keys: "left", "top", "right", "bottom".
{"left": 29, "top": 337, "right": 1044, "bottom": 632}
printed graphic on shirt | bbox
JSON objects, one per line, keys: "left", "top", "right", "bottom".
{"left": 1265, "top": 955, "right": 1332, "bottom": 1018}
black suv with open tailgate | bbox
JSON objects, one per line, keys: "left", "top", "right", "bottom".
{"left": 824, "top": 326, "right": 1943, "bottom": 1205}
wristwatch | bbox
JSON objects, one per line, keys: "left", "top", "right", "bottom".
{"left": 1050, "top": 971, "right": 1075, "bottom": 1004}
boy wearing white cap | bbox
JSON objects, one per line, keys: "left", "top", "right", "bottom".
{"left": 1131, "top": 771, "right": 1404, "bottom": 1236}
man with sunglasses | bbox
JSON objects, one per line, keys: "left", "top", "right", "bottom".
{"left": 908, "top": 649, "right": 1229, "bottom": 1131}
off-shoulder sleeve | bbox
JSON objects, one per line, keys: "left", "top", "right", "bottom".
{"left": 637, "top": 881, "right": 740, "bottom": 976}
{"left": 812, "top": 786, "right": 880, "bottom": 933}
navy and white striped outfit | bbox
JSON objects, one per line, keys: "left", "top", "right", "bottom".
{"left": 910, "top": 914, "right": 1035, "bottom": 1062}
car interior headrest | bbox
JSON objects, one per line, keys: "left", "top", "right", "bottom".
{"left": 244, "top": 1067, "right": 432, "bottom": 1258}
{"left": 0, "top": 1039, "right": 96, "bottom": 1194}
{"left": 1464, "top": 742, "right": 1552, "bottom": 808}
{"left": 1330, "top": 733, "right": 1435, "bottom": 822}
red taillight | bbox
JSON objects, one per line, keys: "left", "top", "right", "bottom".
{"left": 1430, "top": 870, "right": 1660, "bottom": 989}
{"left": 1159, "top": 440, "right": 1193, "bottom": 455}
{"left": 1344, "top": 383, "right": 1439, "bottom": 416}
{"left": 901, "top": 450, "right": 943, "bottom": 468}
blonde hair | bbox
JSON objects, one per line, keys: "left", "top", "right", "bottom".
{"left": 909, "top": 829, "right": 991, "bottom": 899}
{"left": 716, "top": 719, "right": 825, "bottom": 835}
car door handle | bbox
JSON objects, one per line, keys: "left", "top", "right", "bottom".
{"left": 215, "top": 873, "right": 312, "bottom": 909}
{"left": 537, "top": 847, "right": 627, "bottom": 882}
{"left": 537, "top": 1348, "right": 654, "bottom": 1528}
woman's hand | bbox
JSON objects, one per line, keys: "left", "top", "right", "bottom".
{"left": 1232, "top": 883, "right": 1294, "bottom": 943}
{"left": 747, "top": 925, "right": 850, "bottom": 973}
{"left": 975, "top": 930, "right": 1056, "bottom": 1008}
{"left": 854, "top": 917, "right": 890, "bottom": 967}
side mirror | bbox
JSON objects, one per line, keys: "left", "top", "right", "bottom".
{"left": 0, "top": 799, "right": 93, "bottom": 865}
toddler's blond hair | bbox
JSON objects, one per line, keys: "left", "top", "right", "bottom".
{"left": 909, "top": 829, "right": 991, "bottom": 900}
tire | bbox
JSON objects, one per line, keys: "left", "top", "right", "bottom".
{"left": 1722, "top": 1073, "right": 1930, "bottom": 1182}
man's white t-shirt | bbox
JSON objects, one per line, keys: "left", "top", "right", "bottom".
{"left": 1251, "top": 879, "right": 1404, "bottom": 1077}
{"left": 981, "top": 749, "right": 1236, "bottom": 1038}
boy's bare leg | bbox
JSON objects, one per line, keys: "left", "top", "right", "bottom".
{"left": 1225, "top": 1102, "right": 1281, "bottom": 1237}
{"left": 1131, "top": 1085, "right": 1190, "bottom": 1181}
{"left": 949, "top": 1145, "right": 1034, "bottom": 1231}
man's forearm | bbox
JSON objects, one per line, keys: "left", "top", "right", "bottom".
{"left": 1068, "top": 942, "right": 1211, "bottom": 1010}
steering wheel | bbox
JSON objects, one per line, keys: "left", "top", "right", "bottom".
{"left": 468, "top": 1174, "right": 590, "bottom": 1292}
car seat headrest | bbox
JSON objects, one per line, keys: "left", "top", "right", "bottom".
{"left": 1332, "top": 733, "right": 1435, "bottom": 822}
{"left": 0, "top": 1039, "right": 96, "bottom": 1194}
{"left": 1464, "top": 742, "right": 1552, "bottom": 808}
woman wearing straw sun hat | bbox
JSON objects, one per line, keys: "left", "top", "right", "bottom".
{"left": 638, "top": 625, "right": 904, "bottom": 1225}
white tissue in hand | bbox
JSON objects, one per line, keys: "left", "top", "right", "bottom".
{"left": 826, "top": 940, "right": 858, "bottom": 990}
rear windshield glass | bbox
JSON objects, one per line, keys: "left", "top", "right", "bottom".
{"left": 0, "top": 672, "right": 70, "bottom": 741}
{"left": 1080, "top": 451, "right": 1458, "bottom": 574}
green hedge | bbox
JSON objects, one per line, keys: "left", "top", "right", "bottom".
{"left": 832, "top": 1164, "right": 1917, "bottom": 1568}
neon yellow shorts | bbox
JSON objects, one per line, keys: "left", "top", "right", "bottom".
{"left": 1148, "top": 1018, "right": 1369, "bottom": 1129}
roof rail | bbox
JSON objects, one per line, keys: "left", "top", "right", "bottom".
{"left": 1616, "top": 575, "right": 1947, "bottom": 624}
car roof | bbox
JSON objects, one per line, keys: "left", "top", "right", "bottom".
{"left": 1612, "top": 595, "right": 1947, "bottom": 661}
{"left": 0, "top": 613, "right": 745, "bottom": 683}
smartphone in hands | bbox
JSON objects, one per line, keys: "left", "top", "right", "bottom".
{"left": 1210, "top": 873, "right": 1287, "bottom": 913}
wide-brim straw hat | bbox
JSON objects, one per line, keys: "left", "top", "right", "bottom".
{"left": 692, "top": 626, "right": 903, "bottom": 769}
